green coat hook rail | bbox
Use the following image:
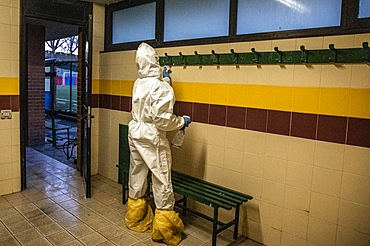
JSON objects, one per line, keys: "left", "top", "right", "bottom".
{"left": 159, "top": 42, "right": 370, "bottom": 66}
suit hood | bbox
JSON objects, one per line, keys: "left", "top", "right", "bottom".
{"left": 136, "top": 43, "right": 161, "bottom": 79}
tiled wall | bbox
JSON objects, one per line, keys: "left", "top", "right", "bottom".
{"left": 90, "top": 4, "right": 105, "bottom": 176}
{"left": 94, "top": 33, "right": 370, "bottom": 245}
{"left": 0, "top": 0, "right": 20, "bottom": 195}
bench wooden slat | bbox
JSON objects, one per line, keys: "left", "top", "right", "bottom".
{"left": 173, "top": 171, "right": 252, "bottom": 201}
{"left": 173, "top": 185, "right": 233, "bottom": 210}
{"left": 172, "top": 175, "right": 244, "bottom": 207}
{"left": 172, "top": 179, "right": 236, "bottom": 209}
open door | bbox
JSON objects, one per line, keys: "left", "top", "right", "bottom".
{"left": 78, "top": 13, "right": 93, "bottom": 198}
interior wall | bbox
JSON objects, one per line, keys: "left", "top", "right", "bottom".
{"left": 94, "top": 33, "right": 370, "bottom": 246}
{"left": 0, "top": 0, "right": 20, "bottom": 195}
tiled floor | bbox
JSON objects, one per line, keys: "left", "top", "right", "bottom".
{"left": 0, "top": 148, "right": 262, "bottom": 246}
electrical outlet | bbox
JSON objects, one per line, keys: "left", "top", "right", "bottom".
{"left": 0, "top": 109, "right": 12, "bottom": 119}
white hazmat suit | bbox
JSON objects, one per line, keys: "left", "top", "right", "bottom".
{"left": 125, "top": 43, "right": 186, "bottom": 245}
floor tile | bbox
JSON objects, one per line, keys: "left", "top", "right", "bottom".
{"left": 0, "top": 147, "right": 261, "bottom": 246}
{"left": 46, "top": 230, "right": 76, "bottom": 245}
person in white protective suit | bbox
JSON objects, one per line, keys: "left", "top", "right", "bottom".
{"left": 125, "top": 42, "right": 191, "bottom": 245}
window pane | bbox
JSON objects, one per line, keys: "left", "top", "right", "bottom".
{"left": 164, "top": 0, "right": 229, "bottom": 42}
{"left": 112, "top": 2, "right": 156, "bottom": 44}
{"left": 359, "top": 0, "right": 370, "bottom": 18}
{"left": 237, "top": 0, "right": 342, "bottom": 35}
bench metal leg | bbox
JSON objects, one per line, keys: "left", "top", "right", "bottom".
{"left": 212, "top": 206, "right": 219, "bottom": 246}
{"left": 122, "top": 182, "right": 126, "bottom": 204}
{"left": 182, "top": 196, "right": 187, "bottom": 216}
{"left": 234, "top": 205, "right": 240, "bottom": 239}
{"left": 122, "top": 172, "right": 128, "bottom": 204}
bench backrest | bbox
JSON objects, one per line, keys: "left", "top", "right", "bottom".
{"left": 119, "top": 124, "right": 130, "bottom": 169}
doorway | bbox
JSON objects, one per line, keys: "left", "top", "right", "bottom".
{"left": 20, "top": 0, "right": 93, "bottom": 198}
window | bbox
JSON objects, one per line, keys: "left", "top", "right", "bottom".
{"left": 104, "top": 0, "right": 370, "bottom": 51}
{"left": 359, "top": 0, "right": 370, "bottom": 18}
{"left": 237, "top": 0, "right": 342, "bottom": 35}
{"left": 163, "top": 0, "right": 230, "bottom": 41}
{"left": 112, "top": 2, "right": 156, "bottom": 44}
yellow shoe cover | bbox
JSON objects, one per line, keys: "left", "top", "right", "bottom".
{"left": 125, "top": 197, "right": 154, "bottom": 232}
{"left": 152, "top": 209, "right": 184, "bottom": 246}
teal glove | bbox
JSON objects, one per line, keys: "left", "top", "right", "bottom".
{"left": 163, "top": 66, "right": 171, "bottom": 78}
{"left": 180, "top": 116, "right": 191, "bottom": 131}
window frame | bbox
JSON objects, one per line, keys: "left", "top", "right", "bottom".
{"left": 104, "top": 0, "right": 370, "bottom": 52}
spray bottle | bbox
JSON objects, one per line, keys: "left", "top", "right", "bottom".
{"left": 171, "top": 115, "right": 190, "bottom": 148}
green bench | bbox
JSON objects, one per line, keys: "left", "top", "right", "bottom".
{"left": 117, "top": 124, "right": 253, "bottom": 246}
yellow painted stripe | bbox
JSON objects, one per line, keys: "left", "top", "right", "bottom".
{"left": 96, "top": 79, "right": 134, "bottom": 97}
{"left": 92, "top": 79, "right": 100, "bottom": 94}
{"left": 94, "top": 79, "right": 370, "bottom": 119}
{"left": 0, "top": 77, "right": 19, "bottom": 95}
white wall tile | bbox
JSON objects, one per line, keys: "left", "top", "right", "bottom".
{"left": 0, "top": 146, "right": 11, "bottom": 164}
{"left": 281, "top": 232, "right": 307, "bottom": 246}
{"left": 224, "top": 149, "right": 243, "bottom": 172}
{"left": 282, "top": 209, "right": 309, "bottom": 239}
{"left": 286, "top": 161, "right": 313, "bottom": 190}
{"left": 243, "top": 153, "right": 264, "bottom": 178}
{"left": 293, "top": 64, "right": 321, "bottom": 87}
{"left": 296, "top": 37, "right": 324, "bottom": 50}
{"left": 341, "top": 173, "right": 370, "bottom": 206}
{"left": 320, "top": 65, "right": 352, "bottom": 88}
{"left": 259, "top": 224, "right": 281, "bottom": 246}
{"left": 260, "top": 201, "right": 283, "bottom": 230}
{"left": 314, "top": 141, "right": 344, "bottom": 171}
{"left": 203, "top": 165, "right": 223, "bottom": 184}
{"left": 263, "top": 157, "right": 286, "bottom": 184}
{"left": 262, "top": 180, "right": 285, "bottom": 206}
{"left": 222, "top": 169, "right": 243, "bottom": 192}
{"left": 310, "top": 192, "right": 339, "bottom": 224}
{"left": 207, "top": 125, "right": 226, "bottom": 147}
{"left": 0, "top": 179, "right": 12, "bottom": 195}
{"left": 351, "top": 64, "right": 370, "bottom": 89}
{"left": 225, "top": 128, "right": 245, "bottom": 151}
{"left": 323, "top": 35, "right": 355, "bottom": 49}
{"left": 0, "top": 129, "right": 11, "bottom": 146}
{"left": 311, "top": 167, "right": 342, "bottom": 197}
{"left": 338, "top": 200, "right": 370, "bottom": 234}
{"left": 0, "top": 163, "right": 11, "bottom": 181}
{"left": 265, "top": 134, "right": 289, "bottom": 160}
{"left": 307, "top": 217, "right": 337, "bottom": 246}
{"left": 242, "top": 174, "right": 262, "bottom": 199}
{"left": 284, "top": 186, "right": 310, "bottom": 213}
{"left": 343, "top": 146, "right": 370, "bottom": 176}
{"left": 206, "top": 145, "right": 224, "bottom": 168}
{"left": 288, "top": 137, "right": 315, "bottom": 165}
{"left": 244, "top": 130, "right": 265, "bottom": 155}
{"left": 336, "top": 226, "right": 370, "bottom": 246}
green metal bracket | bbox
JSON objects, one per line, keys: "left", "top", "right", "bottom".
{"left": 159, "top": 42, "right": 370, "bottom": 66}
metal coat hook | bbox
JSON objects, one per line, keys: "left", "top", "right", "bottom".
{"left": 164, "top": 53, "right": 173, "bottom": 65}
{"left": 211, "top": 50, "right": 220, "bottom": 64}
{"left": 362, "top": 42, "right": 369, "bottom": 62}
{"left": 300, "top": 45, "right": 309, "bottom": 63}
{"left": 194, "top": 51, "right": 202, "bottom": 65}
{"left": 329, "top": 44, "right": 337, "bottom": 63}
{"left": 251, "top": 48, "right": 260, "bottom": 64}
{"left": 274, "top": 47, "right": 283, "bottom": 63}
{"left": 178, "top": 52, "right": 186, "bottom": 65}
{"left": 230, "top": 49, "right": 239, "bottom": 64}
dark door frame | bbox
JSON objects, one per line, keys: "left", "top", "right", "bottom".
{"left": 19, "top": 0, "right": 92, "bottom": 191}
